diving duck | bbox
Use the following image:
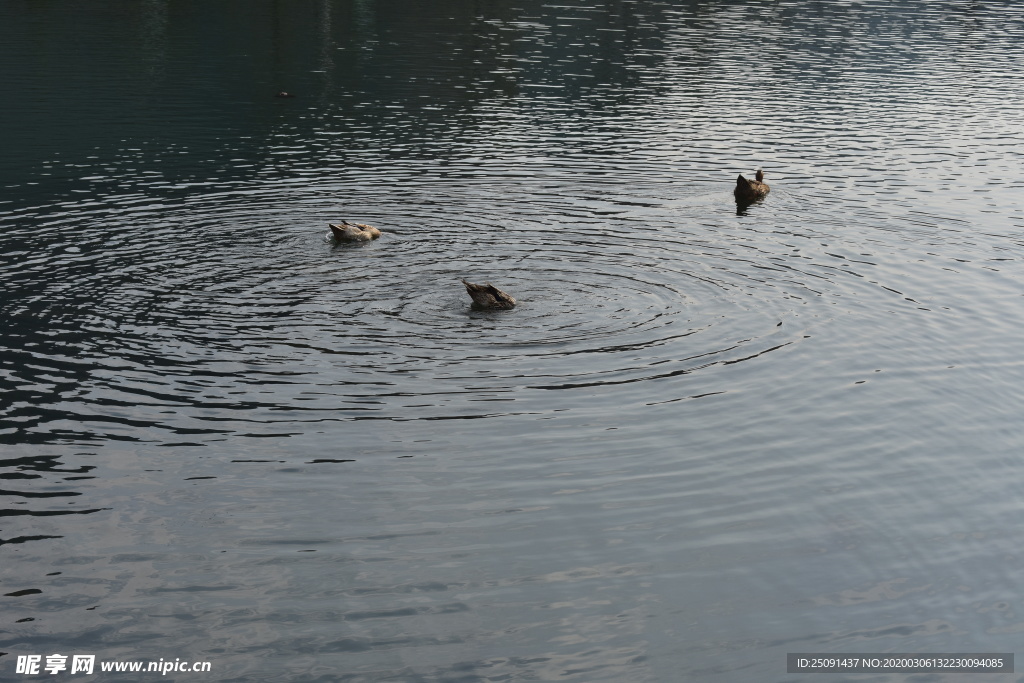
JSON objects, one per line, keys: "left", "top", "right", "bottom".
{"left": 462, "top": 279, "right": 516, "bottom": 310}
{"left": 734, "top": 169, "right": 769, "bottom": 201}
{"left": 329, "top": 220, "right": 381, "bottom": 242}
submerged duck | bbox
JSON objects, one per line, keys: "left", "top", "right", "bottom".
{"left": 329, "top": 220, "right": 381, "bottom": 242}
{"left": 734, "top": 169, "right": 770, "bottom": 201}
{"left": 462, "top": 279, "right": 516, "bottom": 310}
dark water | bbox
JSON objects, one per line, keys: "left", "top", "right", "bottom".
{"left": 3, "top": 1, "right": 1024, "bottom": 681}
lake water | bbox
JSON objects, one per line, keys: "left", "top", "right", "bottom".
{"left": 3, "top": 1, "right": 1024, "bottom": 681}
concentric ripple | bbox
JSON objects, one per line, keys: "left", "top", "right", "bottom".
{"left": 1, "top": 173, "right": 831, "bottom": 442}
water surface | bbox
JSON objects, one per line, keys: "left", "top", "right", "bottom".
{"left": 3, "top": 1, "right": 1024, "bottom": 681}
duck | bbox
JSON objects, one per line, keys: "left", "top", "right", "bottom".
{"left": 329, "top": 220, "right": 381, "bottom": 242}
{"left": 462, "top": 279, "right": 516, "bottom": 310}
{"left": 275, "top": 91, "right": 296, "bottom": 98}
{"left": 734, "top": 169, "right": 770, "bottom": 201}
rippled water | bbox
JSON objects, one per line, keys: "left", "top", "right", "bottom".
{"left": 3, "top": 1, "right": 1024, "bottom": 681}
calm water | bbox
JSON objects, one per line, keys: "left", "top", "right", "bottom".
{"left": 3, "top": 1, "right": 1024, "bottom": 681}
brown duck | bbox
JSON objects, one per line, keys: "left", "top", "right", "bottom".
{"left": 462, "top": 280, "right": 516, "bottom": 310}
{"left": 734, "top": 169, "right": 770, "bottom": 201}
{"left": 329, "top": 220, "right": 381, "bottom": 242}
